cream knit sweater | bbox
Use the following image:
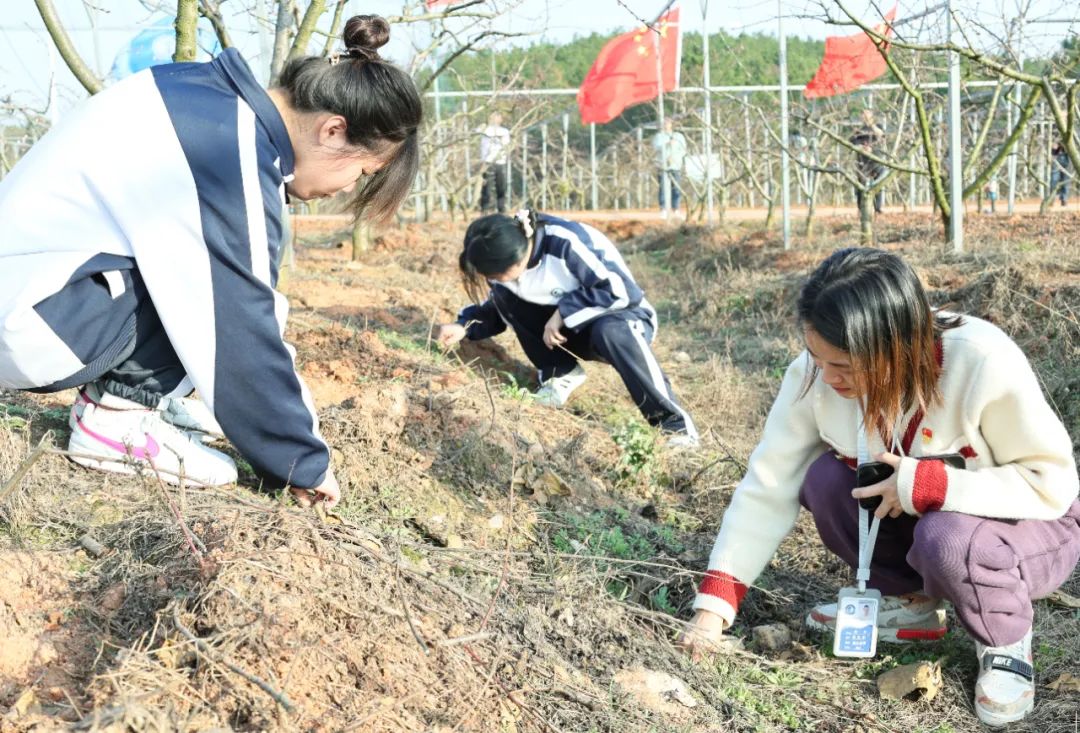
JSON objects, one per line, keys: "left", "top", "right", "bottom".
{"left": 693, "top": 315, "right": 1079, "bottom": 627}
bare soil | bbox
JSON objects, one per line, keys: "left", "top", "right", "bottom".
{"left": 1, "top": 210, "right": 1078, "bottom": 732}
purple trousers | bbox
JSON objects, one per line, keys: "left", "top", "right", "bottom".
{"left": 799, "top": 452, "right": 1080, "bottom": 646}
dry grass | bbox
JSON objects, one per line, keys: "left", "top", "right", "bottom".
{"left": 1, "top": 212, "right": 1078, "bottom": 732}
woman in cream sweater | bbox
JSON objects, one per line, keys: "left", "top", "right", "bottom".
{"left": 681, "top": 248, "right": 1079, "bottom": 727}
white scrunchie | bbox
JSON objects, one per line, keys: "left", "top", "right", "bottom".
{"left": 513, "top": 209, "right": 534, "bottom": 240}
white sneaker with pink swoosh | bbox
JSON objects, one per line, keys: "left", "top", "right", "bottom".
{"left": 68, "top": 389, "right": 237, "bottom": 487}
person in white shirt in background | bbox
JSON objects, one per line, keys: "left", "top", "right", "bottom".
{"left": 478, "top": 111, "right": 511, "bottom": 214}
{"left": 651, "top": 117, "right": 687, "bottom": 216}
{"left": 679, "top": 247, "right": 1079, "bottom": 728}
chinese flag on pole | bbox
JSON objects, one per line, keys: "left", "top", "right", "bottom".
{"left": 577, "top": 6, "right": 682, "bottom": 125}
{"left": 804, "top": 5, "right": 898, "bottom": 98}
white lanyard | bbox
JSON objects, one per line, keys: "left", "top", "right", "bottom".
{"left": 855, "top": 411, "right": 902, "bottom": 594}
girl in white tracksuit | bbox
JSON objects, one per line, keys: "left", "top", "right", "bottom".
{"left": 0, "top": 15, "right": 421, "bottom": 504}
{"left": 438, "top": 210, "right": 697, "bottom": 445}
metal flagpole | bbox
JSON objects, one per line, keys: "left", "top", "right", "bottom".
{"left": 655, "top": 18, "right": 669, "bottom": 216}
{"left": 702, "top": 0, "right": 714, "bottom": 224}
{"left": 947, "top": 0, "right": 963, "bottom": 251}
{"left": 778, "top": 0, "right": 791, "bottom": 248}
{"left": 590, "top": 123, "right": 598, "bottom": 209}
{"left": 1007, "top": 18, "right": 1024, "bottom": 215}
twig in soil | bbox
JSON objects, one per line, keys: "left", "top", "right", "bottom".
{"left": 0, "top": 430, "right": 53, "bottom": 505}
{"left": 336, "top": 536, "right": 489, "bottom": 608}
{"left": 462, "top": 643, "right": 563, "bottom": 733}
{"left": 394, "top": 562, "right": 430, "bottom": 655}
{"left": 478, "top": 451, "right": 516, "bottom": 631}
{"left": 146, "top": 458, "right": 206, "bottom": 564}
{"left": 688, "top": 453, "right": 744, "bottom": 486}
{"left": 171, "top": 604, "right": 297, "bottom": 714}
{"left": 435, "top": 631, "right": 494, "bottom": 647}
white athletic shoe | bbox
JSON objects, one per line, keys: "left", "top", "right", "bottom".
{"left": 76, "top": 384, "right": 224, "bottom": 441}
{"left": 975, "top": 628, "right": 1035, "bottom": 727}
{"left": 531, "top": 366, "right": 587, "bottom": 408}
{"left": 806, "top": 592, "right": 947, "bottom": 643}
{"left": 665, "top": 432, "right": 701, "bottom": 451}
{"left": 68, "top": 389, "right": 237, "bottom": 487}
{"left": 159, "top": 395, "right": 225, "bottom": 439}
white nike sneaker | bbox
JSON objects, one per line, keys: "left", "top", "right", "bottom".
{"left": 806, "top": 592, "right": 947, "bottom": 643}
{"left": 75, "top": 383, "right": 224, "bottom": 440}
{"left": 531, "top": 365, "right": 587, "bottom": 408}
{"left": 975, "top": 628, "right": 1035, "bottom": 726}
{"left": 159, "top": 395, "right": 224, "bottom": 439}
{"left": 68, "top": 389, "right": 237, "bottom": 487}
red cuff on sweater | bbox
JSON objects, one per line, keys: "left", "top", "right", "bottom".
{"left": 912, "top": 459, "right": 948, "bottom": 513}
{"left": 698, "top": 570, "right": 748, "bottom": 610}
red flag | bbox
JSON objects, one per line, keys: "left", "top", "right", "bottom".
{"left": 425, "top": 0, "right": 456, "bottom": 8}
{"left": 804, "top": 6, "right": 897, "bottom": 98}
{"left": 577, "top": 6, "right": 682, "bottom": 125}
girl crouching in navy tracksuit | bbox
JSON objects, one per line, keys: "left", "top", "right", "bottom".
{"left": 437, "top": 210, "right": 698, "bottom": 448}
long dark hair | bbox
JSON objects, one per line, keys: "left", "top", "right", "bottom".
{"left": 796, "top": 248, "right": 962, "bottom": 440}
{"left": 275, "top": 15, "right": 422, "bottom": 224}
{"left": 459, "top": 212, "right": 537, "bottom": 303}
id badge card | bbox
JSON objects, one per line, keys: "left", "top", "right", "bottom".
{"left": 832, "top": 587, "right": 881, "bottom": 658}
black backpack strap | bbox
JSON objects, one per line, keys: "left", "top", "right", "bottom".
{"left": 982, "top": 653, "right": 1034, "bottom": 681}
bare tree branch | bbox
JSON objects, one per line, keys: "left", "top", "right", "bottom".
{"left": 33, "top": 0, "right": 103, "bottom": 95}
{"left": 198, "top": 0, "right": 233, "bottom": 49}
{"left": 286, "top": 0, "right": 327, "bottom": 65}
{"left": 321, "top": 0, "right": 348, "bottom": 57}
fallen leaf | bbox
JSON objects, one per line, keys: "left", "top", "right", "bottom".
{"left": 1047, "top": 673, "right": 1080, "bottom": 692}
{"left": 6, "top": 688, "right": 38, "bottom": 719}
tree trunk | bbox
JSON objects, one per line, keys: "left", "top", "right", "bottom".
{"left": 269, "top": 1, "right": 296, "bottom": 82}
{"left": 858, "top": 189, "right": 874, "bottom": 246}
{"left": 286, "top": 0, "right": 327, "bottom": 65}
{"left": 34, "top": 0, "right": 102, "bottom": 95}
{"left": 174, "top": 0, "right": 199, "bottom": 62}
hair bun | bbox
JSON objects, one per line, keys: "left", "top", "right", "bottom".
{"left": 343, "top": 15, "right": 390, "bottom": 52}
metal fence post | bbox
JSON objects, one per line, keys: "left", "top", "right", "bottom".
{"left": 521, "top": 130, "right": 528, "bottom": 207}
{"left": 541, "top": 123, "right": 549, "bottom": 210}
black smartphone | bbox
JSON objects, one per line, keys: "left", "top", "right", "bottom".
{"left": 856, "top": 461, "right": 894, "bottom": 511}
{"left": 855, "top": 453, "right": 966, "bottom": 511}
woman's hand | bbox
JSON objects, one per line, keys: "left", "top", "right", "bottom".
{"left": 677, "top": 609, "right": 728, "bottom": 661}
{"left": 290, "top": 467, "right": 341, "bottom": 509}
{"left": 543, "top": 310, "right": 567, "bottom": 349}
{"left": 851, "top": 452, "right": 904, "bottom": 519}
{"left": 436, "top": 323, "right": 467, "bottom": 349}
